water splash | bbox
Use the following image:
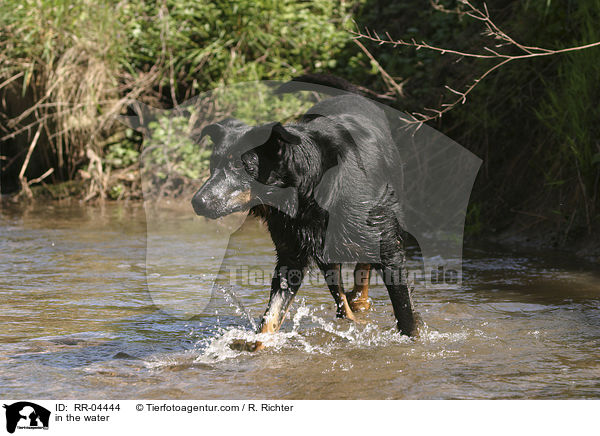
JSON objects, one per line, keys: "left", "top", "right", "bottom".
{"left": 144, "top": 300, "right": 474, "bottom": 368}
{"left": 217, "top": 285, "right": 258, "bottom": 330}
{"left": 188, "top": 301, "right": 467, "bottom": 363}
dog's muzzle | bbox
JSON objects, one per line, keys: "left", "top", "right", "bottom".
{"left": 191, "top": 191, "right": 222, "bottom": 219}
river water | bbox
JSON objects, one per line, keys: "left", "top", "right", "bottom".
{"left": 1, "top": 202, "right": 599, "bottom": 399}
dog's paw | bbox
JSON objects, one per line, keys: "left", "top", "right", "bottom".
{"left": 411, "top": 311, "right": 425, "bottom": 337}
{"left": 348, "top": 297, "right": 372, "bottom": 312}
{"left": 398, "top": 312, "right": 424, "bottom": 338}
{"left": 336, "top": 310, "right": 367, "bottom": 325}
{"left": 229, "top": 339, "right": 265, "bottom": 352}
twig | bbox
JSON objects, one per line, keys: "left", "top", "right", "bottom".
{"left": 351, "top": 1, "right": 600, "bottom": 126}
{"left": 27, "top": 167, "right": 54, "bottom": 185}
{"left": 510, "top": 208, "right": 549, "bottom": 221}
{"left": 18, "top": 125, "right": 42, "bottom": 199}
{"left": 353, "top": 38, "right": 405, "bottom": 98}
{"left": 0, "top": 72, "right": 24, "bottom": 91}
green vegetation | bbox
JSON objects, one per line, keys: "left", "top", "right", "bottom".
{"left": 452, "top": 0, "right": 600, "bottom": 240}
{"left": 345, "top": 0, "right": 600, "bottom": 240}
{"left": 532, "top": 0, "right": 600, "bottom": 237}
{"left": 1, "top": 0, "right": 599, "bottom": 244}
{"left": 0, "top": 0, "right": 356, "bottom": 194}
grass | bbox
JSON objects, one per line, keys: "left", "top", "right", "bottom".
{"left": 0, "top": 0, "right": 358, "bottom": 198}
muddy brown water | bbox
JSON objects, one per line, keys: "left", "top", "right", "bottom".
{"left": 1, "top": 202, "right": 599, "bottom": 399}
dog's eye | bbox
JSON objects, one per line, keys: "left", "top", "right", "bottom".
{"left": 233, "top": 159, "right": 245, "bottom": 169}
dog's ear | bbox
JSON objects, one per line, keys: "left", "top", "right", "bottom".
{"left": 271, "top": 122, "right": 301, "bottom": 145}
{"left": 199, "top": 123, "right": 225, "bottom": 144}
{"left": 244, "top": 122, "right": 301, "bottom": 148}
{"left": 193, "top": 118, "right": 247, "bottom": 144}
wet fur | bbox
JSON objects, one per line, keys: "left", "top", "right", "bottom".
{"left": 192, "top": 77, "right": 418, "bottom": 348}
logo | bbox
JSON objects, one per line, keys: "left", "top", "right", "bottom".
{"left": 3, "top": 402, "right": 50, "bottom": 434}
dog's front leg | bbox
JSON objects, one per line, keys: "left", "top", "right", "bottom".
{"left": 252, "top": 264, "right": 305, "bottom": 351}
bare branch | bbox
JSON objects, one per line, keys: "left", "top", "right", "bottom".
{"left": 352, "top": 1, "right": 600, "bottom": 124}
{"left": 0, "top": 72, "right": 24, "bottom": 91}
{"left": 17, "top": 125, "right": 42, "bottom": 199}
{"left": 353, "top": 38, "right": 405, "bottom": 98}
{"left": 27, "top": 167, "right": 54, "bottom": 185}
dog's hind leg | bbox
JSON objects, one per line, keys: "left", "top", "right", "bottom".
{"left": 347, "top": 263, "right": 372, "bottom": 312}
{"left": 372, "top": 211, "right": 419, "bottom": 336}
{"left": 379, "top": 263, "right": 418, "bottom": 336}
{"left": 318, "top": 262, "right": 357, "bottom": 322}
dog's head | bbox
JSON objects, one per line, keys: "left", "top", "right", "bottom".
{"left": 191, "top": 118, "right": 302, "bottom": 219}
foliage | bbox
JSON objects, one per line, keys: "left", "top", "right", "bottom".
{"left": 532, "top": 0, "right": 600, "bottom": 233}
{"left": 0, "top": 0, "right": 358, "bottom": 197}
{"left": 142, "top": 115, "right": 210, "bottom": 182}
{"left": 2, "top": 0, "right": 599, "bottom": 242}
{"left": 105, "top": 129, "right": 141, "bottom": 169}
{"left": 348, "top": 0, "right": 600, "bottom": 237}
{"left": 118, "top": 0, "right": 356, "bottom": 97}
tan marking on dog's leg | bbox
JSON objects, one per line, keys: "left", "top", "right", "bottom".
{"left": 259, "top": 315, "right": 278, "bottom": 334}
{"left": 347, "top": 263, "right": 372, "bottom": 312}
{"left": 338, "top": 292, "right": 359, "bottom": 322}
{"left": 325, "top": 264, "right": 365, "bottom": 323}
{"left": 252, "top": 293, "right": 294, "bottom": 351}
{"left": 322, "top": 263, "right": 357, "bottom": 321}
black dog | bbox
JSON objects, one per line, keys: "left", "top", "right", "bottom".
{"left": 192, "top": 78, "right": 418, "bottom": 350}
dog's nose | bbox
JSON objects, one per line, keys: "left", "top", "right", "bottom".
{"left": 191, "top": 191, "right": 208, "bottom": 215}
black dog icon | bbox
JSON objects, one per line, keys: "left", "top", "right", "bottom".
{"left": 3, "top": 402, "right": 50, "bottom": 434}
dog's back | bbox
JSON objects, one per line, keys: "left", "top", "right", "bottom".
{"left": 294, "top": 93, "right": 404, "bottom": 263}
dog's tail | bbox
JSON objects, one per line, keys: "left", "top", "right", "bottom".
{"left": 274, "top": 73, "right": 394, "bottom": 101}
